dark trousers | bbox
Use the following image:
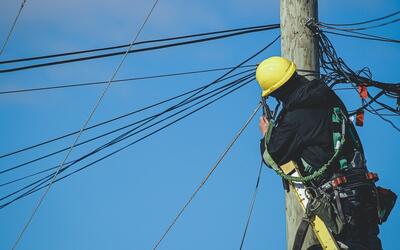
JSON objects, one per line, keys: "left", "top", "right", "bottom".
{"left": 335, "top": 185, "right": 382, "bottom": 250}
{"left": 307, "top": 185, "right": 382, "bottom": 250}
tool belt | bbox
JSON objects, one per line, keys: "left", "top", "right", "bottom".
{"left": 317, "top": 170, "right": 396, "bottom": 226}
{"left": 293, "top": 169, "right": 397, "bottom": 250}
{"left": 306, "top": 170, "right": 378, "bottom": 235}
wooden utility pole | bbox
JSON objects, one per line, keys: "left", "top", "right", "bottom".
{"left": 280, "top": 0, "right": 320, "bottom": 249}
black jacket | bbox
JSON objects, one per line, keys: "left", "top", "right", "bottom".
{"left": 261, "top": 76, "right": 363, "bottom": 182}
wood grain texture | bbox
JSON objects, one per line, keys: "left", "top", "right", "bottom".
{"left": 280, "top": 0, "right": 320, "bottom": 249}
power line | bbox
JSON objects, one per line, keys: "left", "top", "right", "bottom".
{"left": 0, "top": 74, "right": 254, "bottom": 189}
{"left": 0, "top": 0, "right": 27, "bottom": 55}
{"left": 0, "top": 71, "right": 254, "bottom": 176}
{"left": 0, "top": 68, "right": 254, "bottom": 161}
{"left": 348, "top": 91, "right": 385, "bottom": 115}
{"left": 0, "top": 34, "right": 278, "bottom": 164}
{"left": 0, "top": 76, "right": 256, "bottom": 205}
{"left": 0, "top": 65, "right": 315, "bottom": 95}
{"left": 1, "top": 75, "right": 254, "bottom": 205}
{"left": 0, "top": 65, "right": 256, "bottom": 95}
{"left": 319, "top": 10, "right": 400, "bottom": 27}
{"left": 0, "top": 35, "right": 279, "bottom": 211}
{"left": 362, "top": 102, "right": 400, "bottom": 132}
{"left": 0, "top": 24, "right": 278, "bottom": 65}
{"left": 321, "top": 28, "right": 400, "bottom": 44}
{"left": 0, "top": 25, "right": 279, "bottom": 74}
{"left": 153, "top": 102, "right": 261, "bottom": 250}
{"left": 11, "top": 1, "right": 160, "bottom": 248}
{"left": 320, "top": 18, "right": 400, "bottom": 31}
{"left": 307, "top": 21, "right": 400, "bottom": 133}
{"left": 239, "top": 160, "right": 263, "bottom": 250}
{"left": 0, "top": 76, "right": 256, "bottom": 209}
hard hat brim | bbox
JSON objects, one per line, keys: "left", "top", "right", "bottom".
{"left": 261, "top": 62, "right": 296, "bottom": 97}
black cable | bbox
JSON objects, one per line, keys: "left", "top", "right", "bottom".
{"left": 0, "top": 0, "right": 27, "bottom": 55}
{"left": 0, "top": 36, "right": 280, "bottom": 208}
{"left": 1, "top": 34, "right": 279, "bottom": 161}
{"left": 0, "top": 165, "right": 57, "bottom": 188}
{"left": 0, "top": 68, "right": 255, "bottom": 160}
{"left": 0, "top": 76, "right": 253, "bottom": 206}
{"left": 0, "top": 65, "right": 256, "bottom": 95}
{"left": 0, "top": 25, "right": 279, "bottom": 73}
{"left": 314, "top": 23, "right": 400, "bottom": 94}
{"left": 0, "top": 74, "right": 254, "bottom": 195}
{"left": 309, "top": 21, "right": 400, "bottom": 133}
{"left": 373, "top": 98, "right": 400, "bottom": 115}
{"left": 0, "top": 75, "right": 255, "bottom": 204}
{"left": 322, "top": 30, "right": 400, "bottom": 44}
{"left": 0, "top": 77, "right": 255, "bottom": 209}
{"left": 0, "top": 24, "right": 278, "bottom": 65}
{"left": 320, "top": 18, "right": 400, "bottom": 31}
{"left": 0, "top": 71, "right": 255, "bottom": 175}
{"left": 348, "top": 90, "right": 385, "bottom": 115}
{"left": 320, "top": 10, "right": 400, "bottom": 27}
{"left": 12, "top": 0, "right": 161, "bottom": 246}
{"left": 153, "top": 103, "right": 261, "bottom": 250}
{"left": 0, "top": 67, "right": 317, "bottom": 96}
{"left": 364, "top": 103, "right": 400, "bottom": 132}
{"left": 239, "top": 160, "right": 263, "bottom": 250}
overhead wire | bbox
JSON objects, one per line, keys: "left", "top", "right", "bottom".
{"left": 0, "top": 35, "right": 277, "bottom": 166}
{"left": 10, "top": 0, "right": 160, "bottom": 248}
{"left": 0, "top": 25, "right": 279, "bottom": 74}
{"left": 0, "top": 76, "right": 257, "bottom": 209}
{"left": 239, "top": 160, "right": 264, "bottom": 250}
{"left": 1, "top": 74, "right": 254, "bottom": 202}
{"left": 0, "top": 64, "right": 256, "bottom": 95}
{"left": 0, "top": 0, "right": 27, "bottom": 55}
{"left": 320, "top": 29, "right": 400, "bottom": 44}
{"left": 0, "top": 34, "right": 280, "bottom": 211}
{"left": 320, "top": 17, "right": 400, "bottom": 31}
{"left": 363, "top": 102, "right": 400, "bottom": 132}
{"left": 0, "top": 69, "right": 256, "bottom": 159}
{"left": 0, "top": 24, "right": 278, "bottom": 65}
{"left": 319, "top": 10, "right": 400, "bottom": 27}
{"left": 0, "top": 66, "right": 315, "bottom": 95}
{"left": 307, "top": 19, "right": 400, "bottom": 132}
{"left": 0, "top": 70, "right": 255, "bottom": 176}
{"left": 152, "top": 102, "right": 261, "bottom": 250}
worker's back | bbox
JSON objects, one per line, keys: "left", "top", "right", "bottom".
{"left": 264, "top": 76, "right": 363, "bottom": 183}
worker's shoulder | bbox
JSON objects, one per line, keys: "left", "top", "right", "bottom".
{"left": 281, "top": 106, "right": 330, "bottom": 125}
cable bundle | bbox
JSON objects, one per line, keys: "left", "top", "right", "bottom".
{"left": 0, "top": 36, "right": 280, "bottom": 209}
{"left": 318, "top": 10, "right": 400, "bottom": 44}
{"left": 306, "top": 19, "right": 400, "bottom": 132}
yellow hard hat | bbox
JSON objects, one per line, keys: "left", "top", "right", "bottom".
{"left": 256, "top": 56, "right": 297, "bottom": 97}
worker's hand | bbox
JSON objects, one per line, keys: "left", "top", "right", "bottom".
{"left": 259, "top": 116, "right": 269, "bottom": 136}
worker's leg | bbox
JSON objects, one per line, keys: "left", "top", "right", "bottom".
{"left": 335, "top": 185, "right": 382, "bottom": 250}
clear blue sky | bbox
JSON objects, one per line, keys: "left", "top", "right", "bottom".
{"left": 0, "top": 0, "right": 399, "bottom": 249}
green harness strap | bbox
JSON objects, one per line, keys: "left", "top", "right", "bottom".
{"left": 332, "top": 107, "right": 349, "bottom": 170}
{"left": 262, "top": 107, "right": 347, "bottom": 183}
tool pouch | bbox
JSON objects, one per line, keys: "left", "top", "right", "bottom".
{"left": 376, "top": 186, "right": 397, "bottom": 224}
{"left": 307, "top": 193, "right": 345, "bottom": 235}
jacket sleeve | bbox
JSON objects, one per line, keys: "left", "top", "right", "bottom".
{"left": 260, "top": 112, "right": 304, "bottom": 167}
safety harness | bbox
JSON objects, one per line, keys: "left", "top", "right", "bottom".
{"left": 262, "top": 107, "right": 348, "bottom": 183}
{"left": 261, "top": 103, "right": 387, "bottom": 250}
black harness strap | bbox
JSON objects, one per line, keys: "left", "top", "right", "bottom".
{"left": 292, "top": 218, "right": 311, "bottom": 250}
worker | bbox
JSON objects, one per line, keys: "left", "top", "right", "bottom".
{"left": 256, "top": 56, "right": 388, "bottom": 249}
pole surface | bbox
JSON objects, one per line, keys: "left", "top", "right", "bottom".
{"left": 280, "top": 0, "right": 320, "bottom": 249}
